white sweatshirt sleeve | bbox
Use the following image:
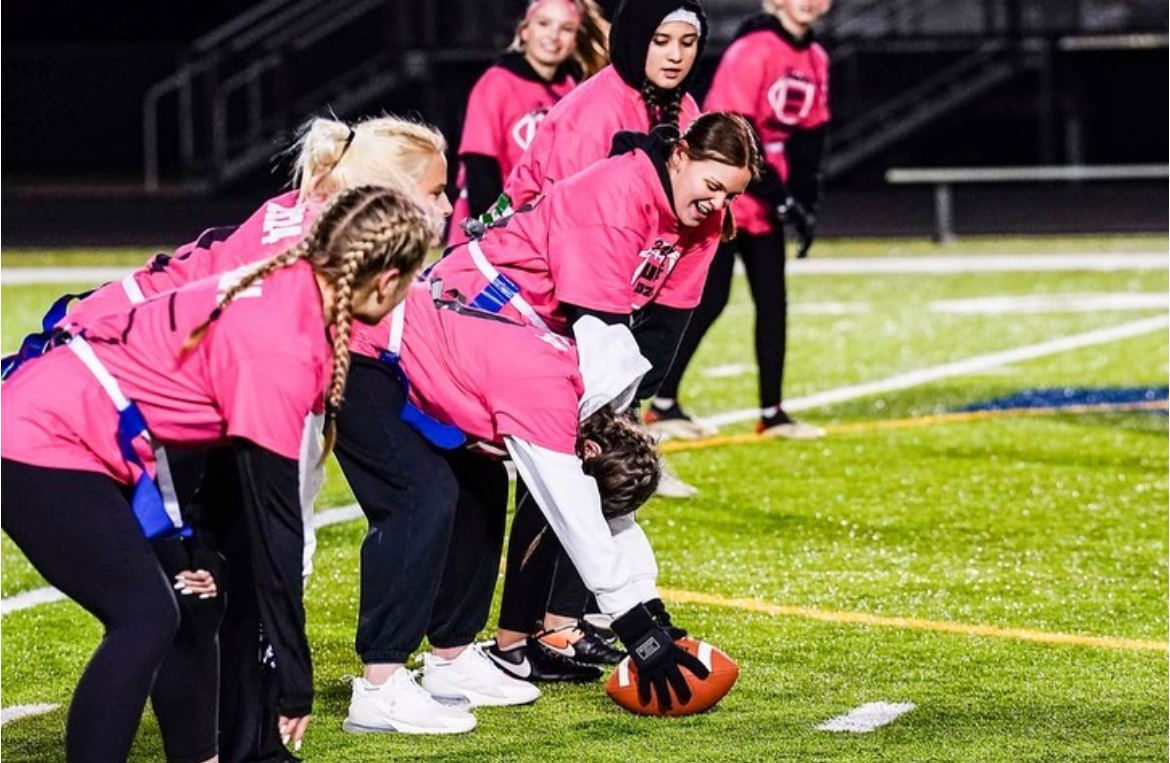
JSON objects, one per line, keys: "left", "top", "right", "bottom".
{"left": 607, "top": 513, "right": 660, "bottom": 603}
{"left": 504, "top": 436, "right": 646, "bottom": 617}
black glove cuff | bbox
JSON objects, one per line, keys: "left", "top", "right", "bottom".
{"left": 612, "top": 604, "right": 655, "bottom": 645}
{"left": 645, "top": 598, "right": 687, "bottom": 639}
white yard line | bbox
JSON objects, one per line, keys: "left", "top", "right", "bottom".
{"left": 1, "top": 704, "right": 60, "bottom": 726}
{"left": 1, "top": 504, "right": 365, "bottom": 617}
{"left": 2, "top": 252, "right": 1166, "bottom": 287}
{"left": 704, "top": 315, "right": 1170, "bottom": 427}
{"left": 815, "top": 702, "right": 917, "bottom": 732}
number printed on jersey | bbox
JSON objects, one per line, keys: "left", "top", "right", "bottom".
{"left": 217, "top": 265, "right": 265, "bottom": 300}
{"left": 630, "top": 239, "right": 681, "bottom": 300}
{"left": 767, "top": 71, "right": 817, "bottom": 126}
{"left": 260, "top": 200, "right": 308, "bottom": 246}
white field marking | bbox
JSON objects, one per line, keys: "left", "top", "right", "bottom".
{"left": 791, "top": 301, "right": 871, "bottom": 315}
{"left": 703, "top": 363, "right": 756, "bottom": 378}
{"left": 704, "top": 315, "right": 1170, "bottom": 428}
{"left": 1, "top": 267, "right": 132, "bottom": 285}
{"left": 815, "top": 702, "right": 917, "bottom": 733}
{"left": 930, "top": 292, "right": 1170, "bottom": 314}
{"left": 3, "top": 252, "right": 1166, "bottom": 287}
{"left": 1, "top": 503, "right": 365, "bottom": 617}
{"left": 1, "top": 704, "right": 59, "bottom": 726}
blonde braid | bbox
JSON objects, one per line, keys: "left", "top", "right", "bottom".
{"left": 319, "top": 246, "right": 362, "bottom": 459}
{"left": 181, "top": 243, "right": 309, "bottom": 355}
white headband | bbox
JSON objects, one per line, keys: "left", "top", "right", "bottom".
{"left": 661, "top": 8, "right": 702, "bottom": 34}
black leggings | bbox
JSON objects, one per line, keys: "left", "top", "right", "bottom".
{"left": 498, "top": 482, "right": 591, "bottom": 633}
{"left": 336, "top": 355, "right": 508, "bottom": 662}
{"left": 2, "top": 459, "right": 182, "bottom": 763}
{"left": 657, "top": 229, "right": 789, "bottom": 409}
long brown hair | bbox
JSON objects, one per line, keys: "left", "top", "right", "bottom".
{"left": 183, "top": 186, "right": 436, "bottom": 458}
{"left": 509, "top": 0, "right": 611, "bottom": 81}
{"left": 676, "top": 111, "right": 764, "bottom": 240}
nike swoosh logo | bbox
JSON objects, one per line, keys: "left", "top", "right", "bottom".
{"left": 489, "top": 651, "right": 532, "bottom": 679}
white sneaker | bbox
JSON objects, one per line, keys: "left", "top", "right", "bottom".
{"left": 655, "top": 464, "right": 699, "bottom": 499}
{"left": 421, "top": 643, "right": 542, "bottom": 707}
{"left": 342, "top": 669, "right": 477, "bottom": 734}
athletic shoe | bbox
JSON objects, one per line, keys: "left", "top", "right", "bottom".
{"left": 535, "top": 621, "right": 626, "bottom": 666}
{"left": 342, "top": 669, "right": 477, "bottom": 735}
{"left": 655, "top": 463, "right": 699, "bottom": 499}
{"left": 420, "top": 643, "right": 542, "bottom": 707}
{"left": 757, "top": 409, "right": 826, "bottom": 440}
{"left": 644, "top": 401, "right": 718, "bottom": 441}
{"left": 485, "top": 638, "right": 603, "bottom": 683}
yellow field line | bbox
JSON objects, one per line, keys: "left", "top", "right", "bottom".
{"left": 659, "top": 588, "right": 1169, "bottom": 653}
{"left": 660, "top": 400, "right": 1169, "bottom": 453}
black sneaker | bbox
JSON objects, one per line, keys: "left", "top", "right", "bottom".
{"left": 535, "top": 622, "right": 626, "bottom": 666}
{"left": 486, "top": 638, "right": 603, "bottom": 683}
{"left": 757, "top": 408, "right": 825, "bottom": 439}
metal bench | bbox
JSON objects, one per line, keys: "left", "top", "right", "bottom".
{"left": 885, "top": 164, "right": 1169, "bottom": 241}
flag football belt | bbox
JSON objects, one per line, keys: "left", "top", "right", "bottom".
{"left": 0, "top": 289, "right": 94, "bottom": 381}
{"left": 465, "top": 240, "right": 550, "bottom": 331}
{"left": 379, "top": 302, "right": 467, "bottom": 450}
{"left": 67, "top": 335, "right": 190, "bottom": 540}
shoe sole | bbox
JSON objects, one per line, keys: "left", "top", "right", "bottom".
{"left": 645, "top": 419, "right": 718, "bottom": 441}
{"left": 759, "top": 423, "right": 826, "bottom": 440}
{"left": 342, "top": 717, "right": 476, "bottom": 735}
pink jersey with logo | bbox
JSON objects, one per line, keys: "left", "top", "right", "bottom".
{"left": 376, "top": 286, "right": 583, "bottom": 452}
{"left": 62, "top": 190, "right": 319, "bottom": 328}
{"left": 504, "top": 66, "right": 701, "bottom": 206}
{"left": 428, "top": 149, "right": 723, "bottom": 335}
{"left": 3, "top": 261, "right": 332, "bottom": 483}
{"left": 449, "top": 62, "right": 576, "bottom": 245}
{"left": 705, "top": 29, "right": 830, "bottom": 235}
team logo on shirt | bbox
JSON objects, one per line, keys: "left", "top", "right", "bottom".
{"left": 631, "top": 239, "right": 680, "bottom": 300}
{"left": 536, "top": 331, "right": 572, "bottom": 352}
{"left": 767, "top": 71, "right": 817, "bottom": 126}
{"left": 216, "top": 265, "right": 264, "bottom": 300}
{"left": 511, "top": 107, "right": 551, "bottom": 151}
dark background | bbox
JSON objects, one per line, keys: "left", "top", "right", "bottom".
{"left": 3, "top": 0, "right": 1167, "bottom": 246}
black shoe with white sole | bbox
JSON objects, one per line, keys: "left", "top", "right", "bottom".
{"left": 486, "top": 638, "right": 603, "bottom": 683}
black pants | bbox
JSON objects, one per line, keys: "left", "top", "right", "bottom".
{"left": 658, "top": 229, "right": 789, "bottom": 409}
{"left": 497, "top": 482, "right": 591, "bottom": 633}
{"left": 2, "top": 459, "right": 182, "bottom": 763}
{"left": 335, "top": 355, "right": 508, "bottom": 662}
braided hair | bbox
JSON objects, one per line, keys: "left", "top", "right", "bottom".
{"left": 183, "top": 185, "right": 437, "bottom": 459}
{"left": 579, "top": 407, "right": 662, "bottom": 519}
{"left": 640, "top": 79, "right": 685, "bottom": 131}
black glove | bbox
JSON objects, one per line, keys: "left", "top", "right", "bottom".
{"left": 612, "top": 604, "right": 709, "bottom": 712}
{"left": 645, "top": 598, "right": 687, "bottom": 640}
{"left": 775, "top": 197, "right": 817, "bottom": 259}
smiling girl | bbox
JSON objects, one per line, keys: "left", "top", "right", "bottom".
{"left": 449, "top": 0, "right": 609, "bottom": 243}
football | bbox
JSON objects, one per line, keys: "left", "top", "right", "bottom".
{"left": 605, "top": 638, "right": 738, "bottom": 717}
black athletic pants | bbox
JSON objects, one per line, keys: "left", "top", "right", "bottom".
{"left": 335, "top": 354, "right": 508, "bottom": 663}
{"left": 2, "top": 459, "right": 184, "bottom": 763}
{"left": 657, "top": 229, "right": 789, "bottom": 409}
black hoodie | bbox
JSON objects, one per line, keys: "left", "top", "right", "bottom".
{"left": 609, "top": 0, "right": 708, "bottom": 94}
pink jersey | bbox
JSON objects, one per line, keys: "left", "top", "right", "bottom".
{"left": 428, "top": 148, "right": 724, "bottom": 335}
{"left": 371, "top": 286, "right": 584, "bottom": 452}
{"left": 705, "top": 25, "right": 829, "bottom": 236}
{"left": 504, "top": 66, "right": 701, "bottom": 206}
{"left": 3, "top": 260, "right": 332, "bottom": 483}
{"left": 63, "top": 191, "right": 319, "bottom": 328}
{"left": 450, "top": 57, "right": 577, "bottom": 245}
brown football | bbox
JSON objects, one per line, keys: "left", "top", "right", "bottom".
{"left": 605, "top": 638, "right": 738, "bottom": 716}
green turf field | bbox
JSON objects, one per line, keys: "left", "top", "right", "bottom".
{"left": 2, "top": 236, "right": 1167, "bottom": 762}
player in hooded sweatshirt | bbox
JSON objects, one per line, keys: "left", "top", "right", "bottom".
{"left": 504, "top": 0, "right": 708, "bottom": 207}
{"left": 0, "top": 186, "right": 434, "bottom": 763}
{"left": 448, "top": 0, "right": 609, "bottom": 245}
{"left": 425, "top": 110, "right": 762, "bottom": 679}
{"left": 335, "top": 280, "right": 709, "bottom": 730}
{"left": 648, "top": 0, "right": 832, "bottom": 441}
